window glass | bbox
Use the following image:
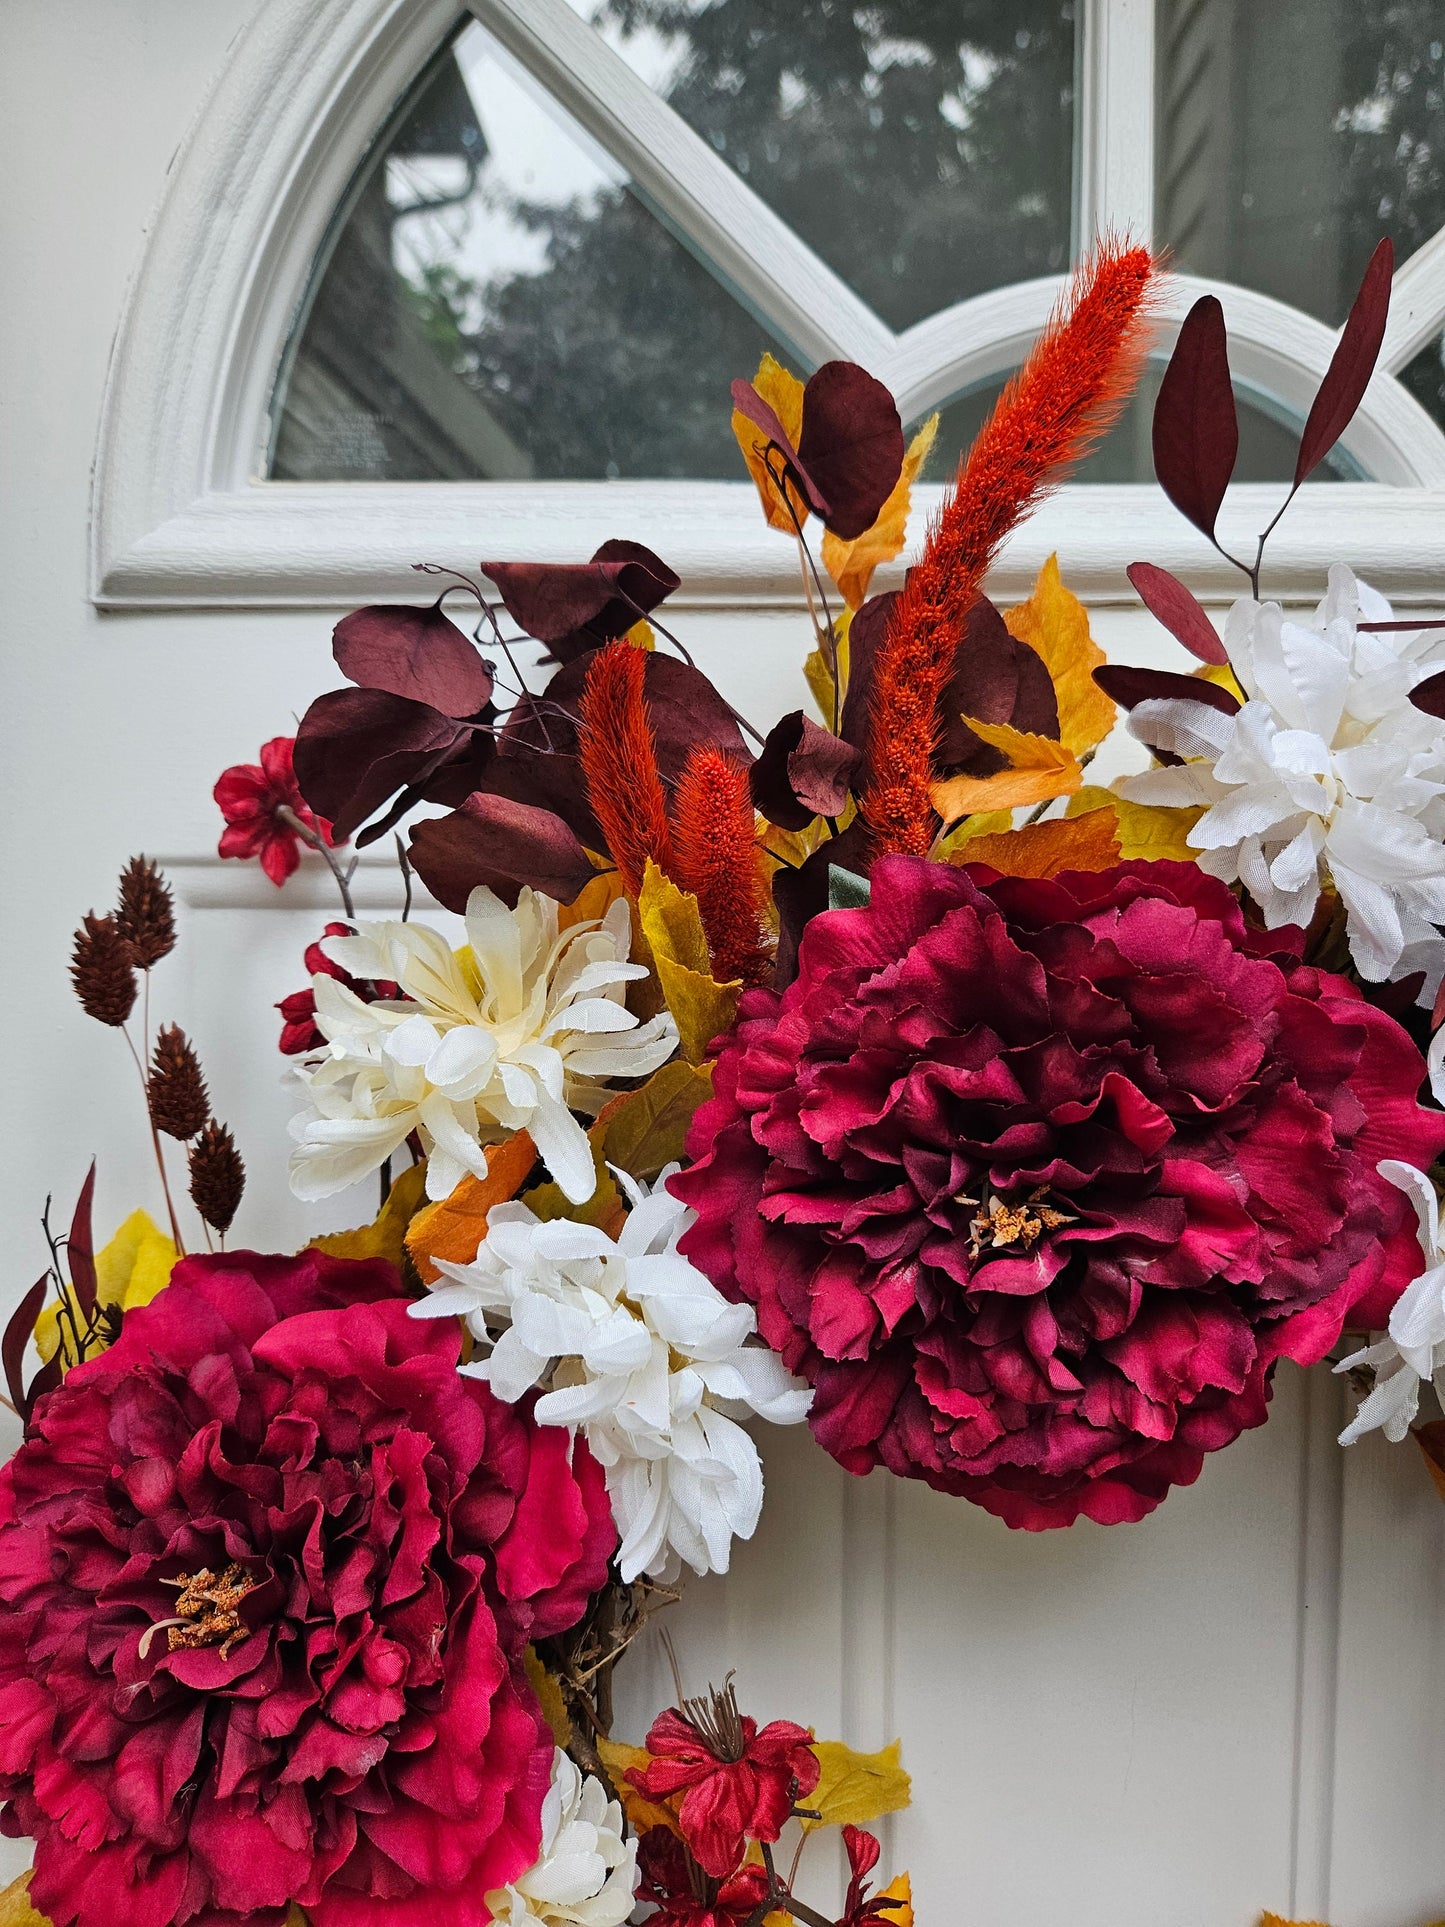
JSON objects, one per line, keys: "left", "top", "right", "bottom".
{"left": 1402, "top": 329, "right": 1445, "bottom": 433}
{"left": 1155, "top": 0, "right": 1445, "bottom": 326}
{"left": 566, "top": 0, "right": 1078, "bottom": 332}
{"left": 270, "top": 22, "right": 791, "bottom": 481}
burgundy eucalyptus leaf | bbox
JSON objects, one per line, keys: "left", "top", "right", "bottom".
{"left": 1295, "top": 237, "right": 1394, "bottom": 486}
{"left": 3, "top": 1276, "right": 48, "bottom": 1421}
{"left": 1153, "top": 296, "right": 1238, "bottom": 541}
{"left": 1092, "top": 664, "right": 1241, "bottom": 714}
{"left": 772, "top": 817, "right": 874, "bottom": 990}
{"left": 295, "top": 688, "right": 469, "bottom": 842}
{"left": 22, "top": 1354, "right": 61, "bottom": 1428}
{"left": 1126, "top": 561, "right": 1228, "bottom": 665}
{"left": 838, "top": 589, "right": 899, "bottom": 758}
{"left": 751, "top": 712, "right": 860, "bottom": 830}
{"left": 482, "top": 542, "right": 680, "bottom": 662}
{"left": 67, "top": 1161, "right": 97, "bottom": 1320}
{"left": 545, "top": 649, "right": 750, "bottom": 784}
{"left": 408, "top": 794, "right": 597, "bottom": 913}
{"left": 1410, "top": 668, "right": 1445, "bottom": 720}
{"left": 351, "top": 726, "right": 498, "bottom": 849}
{"left": 796, "top": 361, "right": 906, "bottom": 540}
{"left": 332, "top": 601, "right": 494, "bottom": 715}
{"left": 939, "top": 595, "right": 1060, "bottom": 775}
{"left": 730, "top": 378, "right": 828, "bottom": 517}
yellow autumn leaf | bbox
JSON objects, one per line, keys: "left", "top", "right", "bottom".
{"left": 522, "top": 1118, "right": 626, "bottom": 1238}
{"left": 597, "top": 1738, "right": 684, "bottom": 1838}
{"left": 1066, "top": 784, "right": 1204, "bottom": 862}
{"left": 1005, "top": 553, "right": 1115, "bottom": 757}
{"left": 597, "top": 1059, "right": 714, "bottom": 1183}
{"left": 732, "top": 353, "right": 808, "bottom": 532}
{"left": 637, "top": 862, "right": 741, "bottom": 1064}
{"left": 931, "top": 722, "right": 1082, "bottom": 821}
{"left": 803, "top": 606, "right": 851, "bottom": 732}
{"left": 0, "top": 1873, "right": 49, "bottom": 1927}
{"left": 524, "top": 1647, "right": 572, "bottom": 1747}
{"left": 625, "top": 617, "right": 656, "bottom": 650}
{"left": 405, "top": 1131, "right": 539, "bottom": 1283}
{"left": 821, "top": 413, "right": 939, "bottom": 610}
{"left": 954, "top": 808, "right": 1122, "bottom": 878}
{"left": 802, "top": 1738, "right": 912, "bottom": 1832}
{"left": 876, "top": 1873, "right": 913, "bottom": 1927}
{"left": 1260, "top": 1915, "right": 1331, "bottom": 1927}
{"left": 36, "top": 1208, "right": 178, "bottom": 1368}
{"left": 309, "top": 1160, "right": 428, "bottom": 1271}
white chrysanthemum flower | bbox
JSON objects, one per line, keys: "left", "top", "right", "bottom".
{"left": 486, "top": 1749, "right": 638, "bottom": 1927}
{"left": 1336, "top": 1160, "right": 1445, "bottom": 1445}
{"left": 288, "top": 886, "right": 676, "bottom": 1206}
{"left": 1119, "top": 564, "right": 1445, "bottom": 989}
{"left": 412, "top": 1163, "right": 812, "bottom": 1580}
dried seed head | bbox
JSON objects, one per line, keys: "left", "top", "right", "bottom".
{"left": 147, "top": 1026, "right": 211, "bottom": 1139}
{"left": 188, "top": 1120, "right": 245, "bottom": 1235}
{"left": 70, "top": 914, "right": 138, "bottom": 1027}
{"left": 115, "top": 856, "right": 176, "bottom": 968}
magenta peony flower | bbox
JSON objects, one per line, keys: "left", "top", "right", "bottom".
{"left": 674, "top": 858, "right": 1445, "bottom": 1529}
{"left": 0, "top": 1248, "right": 615, "bottom": 1927}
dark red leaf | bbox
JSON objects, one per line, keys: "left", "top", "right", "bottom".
{"left": 23, "top": 1354, "right": 62, "bottom": 1428}
{"left": 772, "top": 818, "right": 873, "bottom": 989}
{"left": 408, "top": 794, "right": 597, "bottom": 912}
{"left": 1092, "top": 664, "right": 1241, "bottom": 714}
{"left": 838, "top": 590, "right": 899, "bottom": 759}
{"left": 1296, "top": 238, "right": 1394, "bottom": 486}
{"left": 939, "top": 595, "right": 1060, "bottom": 774}
{"left": 797, "top": 362, "right": 906, "bottom": 540}
{"left": 545, "top": 649, "right": 750, "bottom": 786}
{"left": 730, "top": 379, "right": 828, "bottom": 517}
{"left": 751, "top": 713, "right": 860, "bottom": 830}
{"left": 1411, "top": 668, "right": 1445, "bottom": 720}
{"left": 333, "top": 600, "right": 493, "bottom": 716}
{"left": 4, "top": 1276, "right": 49, "bottom": 1420}
{"left": 67, "top": 1161, "right": 97, "bottom": 1320}
{"left": 1126, "top": 562, "right": 1228, "bottom": 665}
{"left": 1153, "top": 296, "right": 1238, "bottom": 540}
{"left": 295, "top": 688, "right": 468, "bottom": 842}
{"left": 482, "top": 542, "right": 680, "bottom": 662}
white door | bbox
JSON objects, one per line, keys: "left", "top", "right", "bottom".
{"left": 4, "top": 2, "right": 1445, "bottom": 1923}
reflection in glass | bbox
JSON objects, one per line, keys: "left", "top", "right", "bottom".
{"left": 270, "top": 22, "right": 790, "bottom": 480}
{"left": 567, "top": 0, "right": 1078, "bottom": 332}
{"left": 1402, "top": 329, "right": 1445, "bottom": 434}
{"left": 1155, "top": 0, "right": 1445, "bottom": 325}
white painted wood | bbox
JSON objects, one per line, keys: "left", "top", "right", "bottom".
{"left": 1383, "top": 226, "right": 1445, "bottom": 375}
{"left": 1076, "top": 0, "right": 1156, "bottom": 245}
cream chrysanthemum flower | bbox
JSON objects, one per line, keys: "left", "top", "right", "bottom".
{"left": 1120, "top": 565, "right": 1445, "bottom": 989}
{"left": 486, "top": 1750, "right": 637, "bottom": 1927}
{"left": 412, "top": 1164, "right": 812, "bottom": 1581}
{"left": 1336, "top": 1160, "right": 1445, "bottom": 1446}
{"left": 288, "top": 886, "right": 676, "bottom": 1206}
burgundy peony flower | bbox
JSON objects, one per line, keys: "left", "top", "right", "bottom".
{"left": 627, "top": 1681, "right": 820, "bottom": 1880}
{"left": 0, "top": 1248, "right": 614, "bottom": 1927}
{"left": 634, "top": 1828, "right": 770, "bottom": 1927}
{"left": 675, "top": 857, "right": 1445, "bottom": 1529}
{"left": 216, "top": 737, "right": 334, "bottom": 887}
{"left": 277, "top": 922, "right": 398, "bottom": 1056}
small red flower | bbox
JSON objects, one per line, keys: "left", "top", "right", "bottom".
{"left": 635, "top": 1828, "right": 770, "bottom": 1927}
{"left": 215, "top": 736, "right": 335, "bottom": 887}
{"left": 628, "top": 1681, "right": 820, "bottom": 1880}
{"left": 841, "top": 1826, "right": 905, "bottom": 1926}
{"left": 277, "top": 921, "right": 398, "bottom": 1055}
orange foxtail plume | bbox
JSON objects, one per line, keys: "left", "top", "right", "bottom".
{"left": 577, "top": 642, "right": 675, "bottom": 896}
{"left": 862, "top": 237, "right": 1158, "bottom": 857}
{"left": 672, "top": 748, "right": 773, "bottom": 986}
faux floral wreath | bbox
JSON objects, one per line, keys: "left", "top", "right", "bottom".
{"left": 4, "top": 234, "right": 1444, "bottom": 1927}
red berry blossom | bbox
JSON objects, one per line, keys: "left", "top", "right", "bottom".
{"left": 674, "top": 857, "right": 1445, "bottom": 1529}
{"left": 277, "top": 922, "right": 398, "bottom": 1056}
{"left": 627, "top": 1681, "right": 820, "bottom": 1880}
{"left": 634, "top": 1828, "right": 770, "bottom": 1927}
{"left": 216, "top": 737, "right": 335, "bottom": 888}
{"left": 0, "top": 1249, "right": 614, "bottom": 1927}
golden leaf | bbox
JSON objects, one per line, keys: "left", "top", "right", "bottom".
{"left": 310, "top": 1161, "right": 429, "bottom": 1270}
{"left": 405, "top": 1131, "right": 538, "bottom": 1284}
{"left": 876, "top": 1873, "right": 913, "bottom": 1927}
{"left": 931, "top": 809, "right": 1013, "bottom": 860}
{"left": 36, "top": 1208, "right": 178, "bottom": 1368}
{"left": 732, "top": 353, "right": 808, "bottom": 532}
{"left": 803, "top": 1739, "right": 912, "bottom": 1832}
{"left": 1066, "top": 785, "right": 1204, "bottom": 862}
{"left": 597, "top": 1060, "right": 715, "bottom": 1183}
{"left": 524, "top": 1647, "right": 572, "bottom": 1747}
{"left": 559, "top": 866, "right": 631, "bottom": 935}
{"left": 821, "top": 414, "right": 939, "bottom": 610}
{"left": 625, "top": 617, "right": 656, "bottom": 650}
{"left": 803, "top": 606, "right": 852, "bottom": 733}
{"left": 597, "top": 1738, "right": 683, "bottom": 1838}
{"left": 1004, "top": 553, "right": 1115, "bottom": 757}
{"left": 953, "top": 808, "right": 1121, "bottom": 878}
{"left": 0, "top": 1874, "right": 49, "bottom": 1927}
{"left": 522, "top": 1124, "right": 625, "bottom": 1238}
{"left": 1259, "top": 1915, "right": 1331, "bottom": 1927}
{"left": 931, "top": 723, "right": 1083, "bottom": 821}
{"left": 638, "top": 862, "right": 741, "bottom": 1065}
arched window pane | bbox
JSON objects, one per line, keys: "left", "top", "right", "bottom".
{"left": 565, "top": 0, "right": 1078, "bottom": 332}
{"left": 1402, "top": 329, "right": 1445, "bottom": 432}
{"left": 1156, "top": 0, "right": 1445, "bottom": 325}
{"left": 270, "top": 22, "right": 792, "bottom": 481}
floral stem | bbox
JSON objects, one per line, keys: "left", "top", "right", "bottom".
{"left": 123, "top": 1023, "right": 186, "bottom": 1255}
{"left": 277, "top": 806, "right": 355, "bottom": 920}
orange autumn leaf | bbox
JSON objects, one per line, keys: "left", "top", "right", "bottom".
{"left": 876, "top": 1873, "right": 912, "bottom": 1927}
{"left": 732, "top": 353, "right": 808, "bottom": 532}
{"left": 1004, "top": 553, "right": 1116, "bottom": 758}
{"left": 931, "top": 722, "right": 1082, "bottom": 821}
{"left": 405, "top": 1131, "right": 537, "bottom": 1283}
{"left": 949, "top": 807, "right": 1121, "bottom": 878}
{"left": 1260, "top": 1915, "right": 1331, "bottom": 1927}
{"left": 822, "top": 413, "right": 939, "bottom": 610}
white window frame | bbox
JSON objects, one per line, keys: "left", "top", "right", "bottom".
{"left": 91, "top": 0, "right": 1445, "bottom": 612}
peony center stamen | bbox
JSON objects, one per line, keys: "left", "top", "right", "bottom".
{"left": 138, "top": 1563, "right": 258, "bottom": 1661}
{"left": 959, "top": 1186, "right": 1075, "bottom": 1262}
